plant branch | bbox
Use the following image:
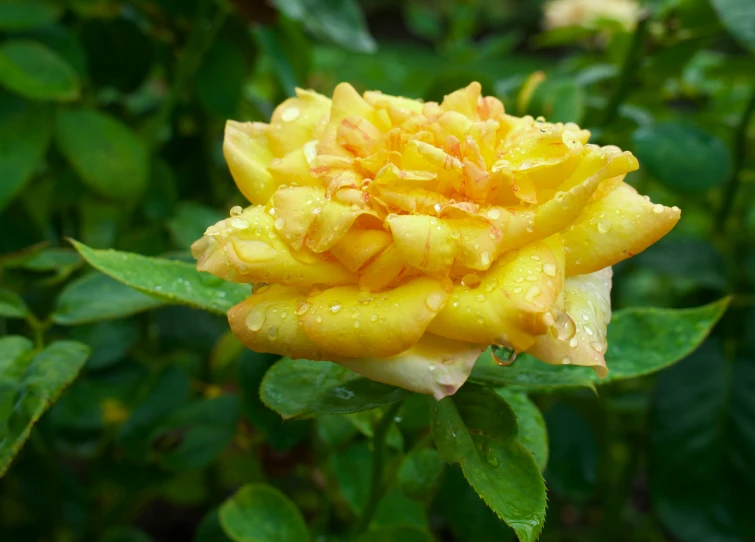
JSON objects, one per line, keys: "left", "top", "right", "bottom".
{"left": 600, "top": 10, "right": 651, "bottom": 127}
{"left": 352, "top": 401, "right": 403, "bottom": 536}
{"left": 716, "top": 87, "right": 755, "bottom": 234}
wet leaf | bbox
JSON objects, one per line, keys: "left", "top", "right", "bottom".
{"left": 471, "top": 298, "right": 729, "bottom": 390}
{"left": 495, "top": 389, "right": 548, "bottom": 471}
{"left": 69, "top": 240, "right": 249, "bottom": 316}
{"left": 711, "top": 0, "right": 755, "bottom": 54}
{"left": 428, "top": 384, "right": 546, "bottom": 542}
{"left": 397, "top": 448, "right": 445, "bottom": 502}
{"left": 260, "top": 358, "right": 411, "bottom": 419}
{"left": 0, "top": 338, "right": 90, "bottom": 476}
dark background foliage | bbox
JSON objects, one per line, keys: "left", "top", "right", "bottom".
{"left": 0, "top": 0, "right": 754, "bottom": 540}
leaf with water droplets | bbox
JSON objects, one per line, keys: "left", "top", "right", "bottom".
{"left": 69, "top": 240, "right": 250, "bottom": 316}
{"left": 471, "top": 297, "right": 730, "bottom": 390}
{"left": 428, "top": 384, "right": 546, "bottom": 542}
{"left": 260, "top": 357, "right": 411, "bottom": 419}
{"left": 0, "top": 338, "right": 90, "bottom": 476}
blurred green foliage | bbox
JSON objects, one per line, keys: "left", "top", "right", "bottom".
{"left": 0, "top": 0, "right": 754, "bottom": 541}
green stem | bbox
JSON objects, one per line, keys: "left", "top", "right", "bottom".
{"left": 146, "top": 0, "right": 229, "bottom": 150}
{"left": 352, "top": 401, "right": 403, "bottom": 536}
{"left": 716, "top": 87, "right": 755, "bottom": 234}
{"left": 600, "top": 10, "right": 651, "bottom": 128}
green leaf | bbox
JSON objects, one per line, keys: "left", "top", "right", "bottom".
{"left": 238, "top": 350, "right": 310, "bottom": 451}
{"left": 0, "top": 40, "right": 79, "bottom": 101}
{"left": 0, "top": 288, "right": 29, "bottom": 319}
{"left": 711, "top": 0, "right": 755, "bottom": 54}
{"left": 150, "top": 395, "right": 240, "bottom": 470}
{"left": 397, "top": 448, "right": 445, "bottom": 502}
{"left": 331, "top": 440, "right": 371, "bottom": 513}
{"left": 69, "top": 321, "right": 140, "bottom": 371}
{"left": 471, "top": 298, "right": 729, "bottom": 390}
{"left": 196, "top": 39, "right": 246, "bottom": 118}
{"left": 0, "top": 1, "right": 61, "bottom": 30}
{"left": 219, "top": 484, "right": 309, "bottom": 542}
{"left": 196, "top": 509, "right": 233, "bottom": 542}
{"left": 51, "top": 272, "right": 165, "bottom": 325}
{"left": 372, "top": 489, "right": 428, "bottom": 531}
{"left": 0, "top": 338, "right": 90, "bottom": 476}
{"left": 346, "top": 408, "right": 404, "bottom": 450}
{"left": 69, "top": 240, "right": 250, "bottom": 316}
{"left": 0, "top": 92, "right": 52, "bottom": 211}
{"left": 428, "top": 384, "right": 546, "bottom": 541}
{"left": 650, "top": 340, "right": 755, "bottom": 541}
{"left": 55, "top": 108, "right": 148, "bottom": 200}
{"left": 260, "top": 358, "right": 411, "bottom": 419}
{"left": 632, "top": 121, "right": 732, "bottom": 192}
{"left": 273, "top": 0, "right": 376, "bottom": 53}
{"left": 495, "top": 389, "right": 548, "bottom": 471}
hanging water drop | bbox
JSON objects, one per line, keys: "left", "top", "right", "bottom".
{"left": 492, "top": 344, "right": 517, "bottom": 366}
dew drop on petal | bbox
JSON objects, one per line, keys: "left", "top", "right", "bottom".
{"left": 652, "top": 203, "right": 664, "bottom": 214}
{"left": 597, "top": 220, "right": 612, "bottom": 233}
{"left": 425, "top": 292, "right": 445, "bottom": 311}
{"left": 562, "top": 356, "right": 572, "bottom": 365}
{"left": 246, "top": 308, "right": 266, "bottom": 332}
{"left": 329, "top": 302, "right": 342, "bottom": 313}
{"left": 487, "top": 208, "right": 501, "bottom": 220}
{"left": 230, "top": 205, "right": 243, "bottom": 217}
{"left": 590, "top": 341, "right": 605, "bottom": 353}
{"left": 461, "top": 273, "right": 481, "bottom": 288}
{"left": 274, "top": 217, "right": 286, "bottom": 230}
{"left": 553, "top": 311, "right": 577, "bottom": 341}
{"left": 281, "top": 107, "right": 300, "bottom": 122}
{"left": 542, "top": 263, "right": 557, "bottom": 277}
{"left": 230, "top": 218, "right": 249, "bottom": 230}
{"left": 295, "top": 302, "right": 310, "bottom": 315}
{"left": 492, "top": 343, "right": 518, "bottom": 366}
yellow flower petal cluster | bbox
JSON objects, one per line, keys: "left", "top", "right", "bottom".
{"left": 543, "top": 0, "right": 639, "bottom": 32}
{"left": 192, "top": 82, "right": 680, "bottom": 399}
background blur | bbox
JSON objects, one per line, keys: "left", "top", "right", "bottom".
{"left": 1, "top": 0, "right": 754, "bottom": 540}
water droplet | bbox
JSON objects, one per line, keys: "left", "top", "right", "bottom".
{"left": 329, "top": 302, "right": 342, "bottom": 313}
{"left": 525, "top": 286, "right": 541, "bottom": 301}
{"left": 597, "top": 220, "right": 612, "bottom": 233}
{"left": 353, "top": 320, "right": 360, "bottom": 328}
{"left": 281, "top": 107, "right": 300, "bottom": 122}
{"left": 480, "top": 251, "right": 491, "bottom": 267}
{"left": 425, "top": 292, "right": 445, "bottom": 311}
{"left": 274, "top": 217, "right": 286, "bottom": 230}
{"left": 590, "top": 341, "right": 605, "bottom": 353}
{"left": 584, "top": 325, "right": 594, "bottom": 336}
{"left": 562, "top": 356, "right": 572, "bottom": 365}
{"left": 569, "top": 337, "right": 578, "bottom": 347}
{"left": 370, "top": 314, "right": 378, "bottom": 322}
{"left": 312, "top": 207, "right": 321, "bottom": 215}
{"left": 295, "top": 302, "right": 310, "bottom": 315}
{"left": 429, "top": 365, "right": 436, "bottom": 371}
{"left": 485, "top": 448, "right": 500, "bottom": 467}
{"left": 230, "top": 205, "right": 243, "bottom": 216}
{"left": 652, "top": 203, "right": 664, "bottom": 214}
{"left": 492, "top": 344, "right": 517, "bottom": 366}
{"left": 230, "top": 217, "right": 249, "bottom": 230}
{"left": 553, "top": 310, "right": 576, "bottom": 341}
{"left": 487, "top": 208, "right": 501, "bottom": 220}
{"left": 542, "top": 263, "right": 557, "bottom": 277}
{"left": 476, "top": 294, "right": 485, "bottom": 301}
{"left": 316, "top": 315, "right": 323, "bottom": 323}
{"left": 530, "top": 254, "right": 541, "bottom": 261}
{"left": 246, "top": 308, "right": 266, "bottom": 331}
{"left": 441, "top": 354, "right": 452, "bottom": 364}
{"left": 267, "top": 326, "right": 278, "bottom": 339}
{"left": 461, "top": 273, "right": 481, "bottom": 288}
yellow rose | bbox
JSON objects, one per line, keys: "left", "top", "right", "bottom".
{"left": 543, "top": 0, "right": 640, "bottom": 32}
{"left": 192, "top": 82, "right": 680, "bottom": 399}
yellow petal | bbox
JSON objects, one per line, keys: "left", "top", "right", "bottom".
{"left": 268, "top": 147, "right": 321, "bottom": 189}
{"left": 358, "top": 243, "right": 421, "bottom": 290}
{"left": 427, "top": 236, "right": 564, "bottom": 350}
{"left": 300, "top": 277, "right": 449, "bottom": 358}
{"left": 336, "top": 334, "right": 484, "bottom": 400}
{"left": 329, "top": 229, "right": 392, "bottom": 272}
{"left": 223, "top": 121, "right": 276, "bottom": 205}
{"left": 266, "top": 88, "right": 331, "bottom": 157}
{"left": 228, "top": 285, "right": 331, "bottom": 360}
{"left": 562, "top": 182, "right": 681, "bottom": 275}
{"left": 527, "top": 267, "right": 612, "bottom": 376}
{"left": 440, "top": 82, "right": 482, "bottom": 120}
{"left": 386, "top": 214, "right": 457, "bottom": 275}
{"left": 193, "top": 206, "right": 355, "bottom": 287}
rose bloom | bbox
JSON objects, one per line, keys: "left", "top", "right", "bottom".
{"left": 192, "top": 82, "right": 679, "bottom": 399}
{"left": 543, "top": 0, "right": 639, "bottom": 32}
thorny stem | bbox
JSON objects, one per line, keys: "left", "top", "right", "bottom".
{"left": 352, "top": 401, "right": 404, "bottom": 536}
{"left": 600, "top": 10, "right": 651, "bottom": 127}
{"left": 716, "top": 87, "right": 755, "bottom": 234}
